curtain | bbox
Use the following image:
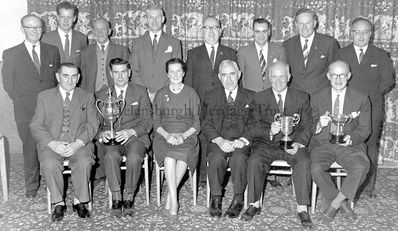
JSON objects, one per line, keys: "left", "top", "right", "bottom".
{"left": 28, "top": 0, "right": 398, "bottom": 162}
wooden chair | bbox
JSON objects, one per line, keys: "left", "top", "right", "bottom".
{"left": 105, "top": 154, "right": 150, "bottom": 208}
{"left": 0, "top": 134, "right": 8, "bottom": 201}
{"left": 311, "top": 162, "right": 354, "bottom": 214}
{"left": 47, "top": 159, "right": 92, "bottom": 213}
{"left": 155, "top": 159, "right": 197, "bottom": 207}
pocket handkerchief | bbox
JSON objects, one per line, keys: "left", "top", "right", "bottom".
{"left": 165, "top": 46, "right": 173, "bottom": 53}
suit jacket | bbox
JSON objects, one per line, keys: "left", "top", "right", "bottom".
{"left": 310, "top": 87, "right": 371, "bottom": 149}
{"left": 2, "top": 42, "right": 60, "bottom": 121}
{"left": 96, "top": 84, "right": 153, "bottom": 147}
{"left": 42, "top": 29, "right": 88, "bottom": 65}
{"left": 80, "top": 41, "right": 130, "bottom": 92}
{"left": 244, "top": 87, "right": 312, "bottom": 147}
{"left": 29, "top": 87, "right": 100, "bottom": 153}
{"left": 283, "top": 32, "right": 340, "bottom": 95}
{"left": 334, "top": 43, "right": 395, "bottom": 102}
{"left": 202, "top": 86, "right": 254, "bottom": 142}
{"left": 237, "top": 42, "right": 285, "bottom": 92}
{"left": 185, "top": 44, "right": 237, "bottom": 100}
{"left": 129, "top": 31, "right": 182, "bottom": 93}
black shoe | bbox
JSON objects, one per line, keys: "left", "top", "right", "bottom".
{"left": 110, "top": 200, "right": 123, "bottom": 218}
{"left": 320, "top": 206, "right": 338, "bottom": 222}
{"left": 209, "top": 196, "right": 222, "bottom": 218}
{"left": 123, "top": 200, "right": 134, "bottom": 217}
{"left": 297, "top": 211, "right": 313, "bottom": 229}
{"left": 339, "top": 200, "right": 357, "bottom": 221}
{"left": 241, "top": 205, "right": 261, "bottom": 221}
{"left": 72, "top": 203, "right": 90, "bottom": 218}
{"left": 224, "top": 196, "right": 244, "bottom": 218}
{"left": 51, "top": 204, "right": 66, "bottom": 222}
{"left": 26, "top": 190, "right": 37, "bottom": 198}
{"left": 365, "top": 190, "right": 377, "bottom": 198}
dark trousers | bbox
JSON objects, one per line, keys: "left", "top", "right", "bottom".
{"left": 207, "top": 142, "right": 250, "bottom": 196}
{"left": 15, "top": 118, "right": 39, "bottom": 193}
{"left": 104, "top": 140, "right": 146, "bottom": 194}
{"left": 199, "top": 132, "right": 208, "bottom": 182}
{"left": 39, "top": 145, "right": 94, "bottom": 204}
{"left": 247, "top": 142, "right": 311, "bottom": 205}
{"left": 363, "top": 98, "right": 383, "bottom": 193}
{"left": 311, "top": 143, "right": 369, "bottom": 203}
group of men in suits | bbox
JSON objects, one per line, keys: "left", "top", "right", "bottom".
{"left": 1, "top": 1, "right": 395, "bottom": 227}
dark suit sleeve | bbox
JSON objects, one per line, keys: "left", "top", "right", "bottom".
{"left": 172, "top": 38, "right": 182, "bottom": 59}
{"left": 190, "top": 89, "right": 201, "bottom": 132}
{"left": 29, "top": 93, "right": 56, "bottom": 147}
{"left": 291, "top": 93, "right": 312, "bottom": 146}
{"left": 129, "top": 39, "right": 145, "bottom": 86}
{"left": 119, "top": 89, "right": 153, "bottom": 137}
{"left": 379, "top": 52, "right": 395, "bottom": 95}
{"left": 328, "top": 38, "right": 340, "bottom": 63}
{"left": 184, "top": 50, "right": 194, "bottom": 87}
{"left": 2, "top": 49, "right": 16, "bottom": 100}
{"left": 347, "top": 95, "right": 371, "bottom": 146}
{"left": 75, "top": 93, "right": 100, "bottom": 144}
{"left": 201, "top": 91, "right": 221, "bottom": 141}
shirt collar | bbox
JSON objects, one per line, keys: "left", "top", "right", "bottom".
{"left": 272, "top": 87, "right": 288, "bottom": 101}
{"left": 115, "top": 85, "right": 128, "bottom": 97}
{"left": 205, "top": 42, "right": 219, "bottom": 53}
{"left": 300, "top": 32, "right": 315, "bottom": 48}
{"left": 354, "top": 44, "right": 368, "bottom": 54}
{"left": 58, "top": 86, "right": 75, "bottom": 100}
{"left": 149, "top": 31, "right": 162, "bottom": 41}
{"left": 331, "top": 87, "right": 347, "bottom": 98}
{"left": 255, "top": 41, "right": 268, "bottom": 53}
{"left": 224, "top": 86, "right": 238, "bottom": 100}
{"left": 57, "top": 28, "right": 72, "bottom": 39}
{"left": 24, "top": 40, "right": 40, "bottom": 49}
{"left": 97, "top": 40, "right": 110, "bottom": 50}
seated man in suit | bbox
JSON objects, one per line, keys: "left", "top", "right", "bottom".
{"left": 42, "top": 1, "right": 88, "bottom": 65}
{"left": 310, "top": 60, "right": 370, "bottom": 222}
{"left": 29, "top": 63, "right": 99, "bottom": 222}
{"left": 237, "top": 17, "right": 285, "bottom": 93}
{"left": 97, "top": 58, "right": 152, "bottom": 217}
{"left": 202, "top": 60, "right": 254, "bottom": 219}
{"left": 241, "top": 61, "right": 313, "bottom": 229}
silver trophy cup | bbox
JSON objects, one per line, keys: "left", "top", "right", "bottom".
{"left": 96, "top": 88, "right": 126, "bottom": 145}
{"left": 329, "top": 114, "right": 352, "bottom": 144}
{"left": 274, "top": 113, "right": 301, "bottom": 149}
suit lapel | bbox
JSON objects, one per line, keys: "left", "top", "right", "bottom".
{"left": 307, "top": 33, "right": 320, "bottom": 66}
{"left": 214, "top": 45, "right": 224, "bottom": 69}
{"left": 70, "top": 88, "right": 81, "bottom": 118}
{"left": 343, "top": 88, "right": 353, "bottom": 115}
{"left": 19, "top": 43, "right": 39, "bottom": 75}
{"left": 143, "top": 32, "right": 153, "bottom": 62}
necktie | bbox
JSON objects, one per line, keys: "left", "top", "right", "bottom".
{"left": 210, "top": 46, "right": 215, "bottom": 69}
{"left": 331, "top": 94, "right": 340, "bottom": 133}
{"left": 61, "top": 91, "right": 71, "bottom": 141}
{"left": 302, "top": 39, "right": 309, "bottom": 66}
{"left": 118, "top": 90, "right": 124, "bottom": 100}
{"left": 101, "top": 44, "right": 106, "bottom": 53}
{"left": 65, "top": 34, "right": 70, "bottom": 60}
{"left": 359, "top": 48, "right": 364, "bottom": 64}
{"left": 152, "top": 34, "right": 158, "bottom": 56}
{"left": 32, "top": 45, "right": 40, "bottom": 73}
{"left": 227, "top": 91, "right": 234, "bottom": 104}
{"left": 277, "top": 94, "right": 283, "bottom": 114}
{"left": 259, "top": 49, "right": 267, "bottom": 79}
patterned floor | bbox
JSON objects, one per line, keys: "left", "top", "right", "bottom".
{"left": 0, "top": 154, "right": 397, "bottom": 231}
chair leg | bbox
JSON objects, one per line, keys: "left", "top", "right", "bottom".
{"left": 0, "top": 136, "right": 8, "bottom": 202}
{"left": 291, "top": 176, "right": 296, "bottom": 198}
{"left": 106, "top": 179, "right": 112, "bottom": 209}
{"left": 336, "top": 169, "right": 342, "bottom": 190}
{"left": 144, "top": 155, "right": 150, "bottom": 206}
{"left": 47, "top": 187, "right": 52, "bottom": 214}
{"left": 311, "top": 181, "right": 317, "bottom": 214}
{"left": 190, "top": 169, "right": 197, "bottom": 206}
{"left": 156, "top": 162, "right": 161, "bottom": 207}
{"left": 88, "top": 181, "right": 92, "bottom": 210}
{"left": 206, "top": 172, "right": 210, "bottom": 208}
{"left": 244, "top": 187, "right": 248, "bottom": 209}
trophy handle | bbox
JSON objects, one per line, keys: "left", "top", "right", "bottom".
{"left": 96, "top": 99, "right": 105, "bottom": 118}
{"left": 345, "top": 114, "right": 353, "bottom": 125}
{"left": 274, "top": 113, "right": 282, "bottom": 122}
{"left": 293, "top": 113, "right": 301, "bottom": 125}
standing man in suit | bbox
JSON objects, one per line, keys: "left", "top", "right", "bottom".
{"left": 129, "top": 5, "right": 182, "bottom": 102}
{"left": 42, "top": 1, "right": 88, "bottom": 65}
{"left": 237, "top": 18, "right": 285, "bottom": 92}
{"left": 30, "top": 63, "right": 99, "bottom": 221}
{"left": 80, "top": 18, "right": 130, "bottom": 93}
{"left": 97, "top": 58, "right": 152, "bottom": 217}
{"left": 283, "top": 8, "right": 339, "bottom": 96}
{"left": 202, "top": 60, "right": 254, "bottom": 219}
{"left": 310, "top": 60, "right": 370, "bottom": 222}
{"left": 185, "top": 16, "right": 237, "bottom": 185}
{"left": 2, "top": 14, "right": 60, "bottom": 198}
{"left": 335, "top": 18, "right": 395, "bottom": 198}
{"left": 241, "top": 61, "right": 313, "bottom": 229}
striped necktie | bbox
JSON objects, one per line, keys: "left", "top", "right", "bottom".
{"left": 65, "top": 34, "right": 70, "bottom": 60}
{"left": 259, "top": 49, "right": 267, "bottom": 79}
{"left": 302, "top": 39, "right": 309, "bottom": 66}
{"left": 32, "top": 45, "right": 40, "bottom": 73}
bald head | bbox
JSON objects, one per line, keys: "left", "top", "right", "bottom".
{"left": 327, "top": 60, "right": 351, "bottom": 92}
{"left": 268, "top": 61, "right": 291, "bottom": 93}
{"left": 328, "top": 60, "right": 350, "bottom": 73}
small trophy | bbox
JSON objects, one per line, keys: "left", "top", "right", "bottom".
{"left": 329, "top": 114, "right": 352, "bottom": 144}
{"left": 274, "top": 113, "right": 301, "bottom": 149}
{"left": 96, "top": 88, "right": 125, "bottom": 145}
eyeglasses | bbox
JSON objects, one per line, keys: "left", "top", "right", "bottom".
{"left": 329, "top": 73, "right": 349, "bottom": 80}
{"left": 203, "top": 26, "right": 220, "bottom": 31}
{"left": 352, "top": 30, "right": 371, "bottom": 36}
{"left": 220, "top": 72, "right": 237, "bottom": 79}
{"left": 22, "top": 26, "right": 42, "bottom": 31}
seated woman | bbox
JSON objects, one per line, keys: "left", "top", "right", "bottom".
{"left": 153, "top": 58, "right": 201, "bottom": 221}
